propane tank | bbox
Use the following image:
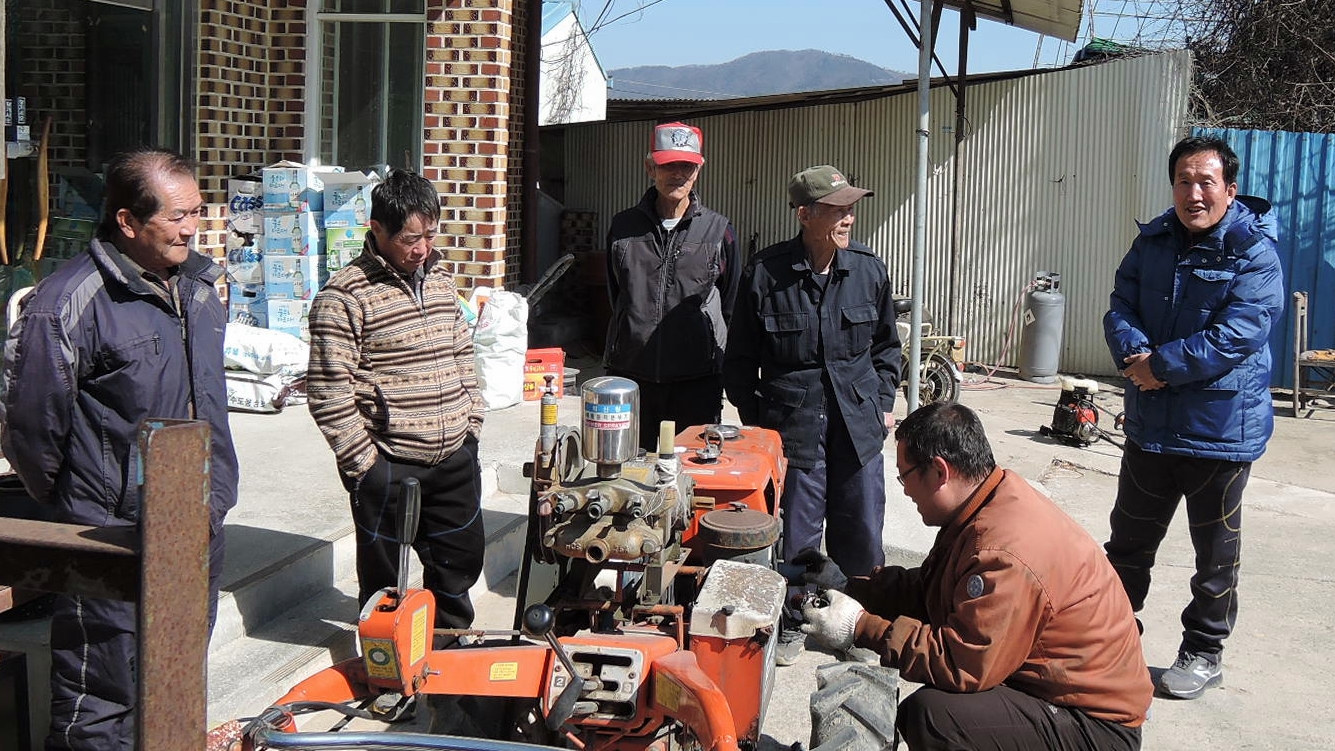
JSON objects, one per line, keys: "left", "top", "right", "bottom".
{"left": 1018, "top": 271, "right": 1065, "bottom": 384}
{"left": 580, "top": 376, "right": 639, "bottom": 477}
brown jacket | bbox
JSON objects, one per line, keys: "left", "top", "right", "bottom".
{"left": 307, "top": 238, "right": 484, "bottom": 481}
{"left": 848, "top": 468, "right": 1152, "bottom": 727}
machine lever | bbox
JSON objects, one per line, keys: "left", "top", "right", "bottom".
{"left": 397, "top": 478, "right": 422, "bottom": 597}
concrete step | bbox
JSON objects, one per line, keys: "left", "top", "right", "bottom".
{"left": 207, "top": 487, "right": 530, "bottom": 725}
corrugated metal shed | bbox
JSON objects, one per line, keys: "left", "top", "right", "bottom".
{"left": 1194, "top": 127, "right": 1335, "bottom": 388}
{"left": 551, "top": 51, "right": 1192, "bottom": 377}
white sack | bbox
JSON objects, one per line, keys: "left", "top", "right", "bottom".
{"left": 471, "top": 289, "right": 528, "bottom": 410}
{"left": 224, "top": 322, "right": 310, "bottom": 376}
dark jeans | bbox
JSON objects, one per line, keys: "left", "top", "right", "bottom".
{"left": 352, "top": 437, "right": 485, "bottom": 630}
{"left": 606, "top": 369, "right": 723, "bottom": 452}
{"left": 1105, "top": 441, "right": 1249, "bottom": 657}
{"left": 897, "top": 685, "right": 1141, "bottom": 751}
{"left": 47, "top": 528, "right": 226, "bottom": 750}
{"left": 781, "top": 410, "right": 886, "bottom": 578}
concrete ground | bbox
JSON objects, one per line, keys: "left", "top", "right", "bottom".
{"left": 759, "top": 371, "right": 1335, "bottom": 750}
{"left": 4, "top": 357, "right": 1333, "bottom": 749}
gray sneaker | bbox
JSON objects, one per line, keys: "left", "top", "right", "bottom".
{"left": 1158, "top": 652, "right": 1222, "bottom": 699}
{"left": 776, "top": 628, "right": 805, "bottom": 666}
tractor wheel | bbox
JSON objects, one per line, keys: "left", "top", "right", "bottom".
{"left": 808, "top": 663, "right": 900, "bottom": 751}
{"left": 914, "top": 355, "right": 959, "bottom": 406}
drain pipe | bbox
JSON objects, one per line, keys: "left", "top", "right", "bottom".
{"left": 521, "top": 0, "right": 542, "bottom": 284}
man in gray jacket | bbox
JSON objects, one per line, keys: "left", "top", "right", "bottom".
{"left": 604, "top": 122, "right": 739, "bottom": 450}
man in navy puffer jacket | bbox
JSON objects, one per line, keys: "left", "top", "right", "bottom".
{"left": 1103, "top": 136, "right": 1284, "bottom": 700}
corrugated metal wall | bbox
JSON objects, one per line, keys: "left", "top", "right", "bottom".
{"left": 556, "top": 51, "right": 1192, "bottom": 376}
{"left": 1193, "top": 127, "right": 1335, "bottom": 388}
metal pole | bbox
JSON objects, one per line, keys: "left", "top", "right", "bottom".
{"left": 908, "top": 0, "right": 934, "bottom": 413}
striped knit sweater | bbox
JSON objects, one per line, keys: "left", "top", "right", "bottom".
{"left": 307, "top": 239, "right": 484, "bottom": 481}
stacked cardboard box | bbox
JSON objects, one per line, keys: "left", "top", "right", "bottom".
{"left": 225, "top": 176, "right": 265, "bottom": 326}
{"left": 322, "top": 171, "right": 377, "bottom": 274}
{"left": 260, "top": 162, "right": 338, "bottom": 341}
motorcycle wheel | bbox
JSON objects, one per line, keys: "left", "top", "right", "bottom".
{"left": 914, "top": 355, "right": 960, "bottom": 406}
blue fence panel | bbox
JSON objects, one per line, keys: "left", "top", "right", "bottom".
{"left": 1194, "top": 127, "right": 1335, "bottom": 389}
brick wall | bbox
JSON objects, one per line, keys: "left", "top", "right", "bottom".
{"left": 424, "top": 0, "right": 516, "bottom": 294}
{"left": 9, "top": 0, "right": 86, "bottom": 172}
{"left": 505, "top": 0, "right": 528, "bottom": 288}
{"left": 195, "top": 0, "right": 281, "bottom": 259}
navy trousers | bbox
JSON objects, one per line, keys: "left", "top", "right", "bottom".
{"left": 780, "top": 410, "right": 886, "bottom": 578}
{"left": 351, "top": 435, "right": 485, "bottom": 632}
{"left": 47, "top": 528, "right": 225, "bottom": 750}
{"left": 1105, "top": 441, "right": 1249, "bottom": 657}
{"left": 898, "top": 684, "right": 1141, "bottom": 751}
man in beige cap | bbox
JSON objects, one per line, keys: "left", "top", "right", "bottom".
{"left": 724, "top": 164, "right": 901, "bottom": 664}
{"left": 603, "top": 122, "right": 740, "bottom": 451}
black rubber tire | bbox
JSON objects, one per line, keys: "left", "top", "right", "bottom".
{"left": 808, "top": 663, "right": 900, "bottom": 751}
{"left": 910, "top": 355, "right": 960, "bottom": 406}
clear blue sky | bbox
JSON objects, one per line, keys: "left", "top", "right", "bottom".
{"left": 575, "top": 0, "right": 1101, "bottom": 77}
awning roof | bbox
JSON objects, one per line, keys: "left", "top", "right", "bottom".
{"left": 941, "top": 0, "right": 1083, "bottom": 42}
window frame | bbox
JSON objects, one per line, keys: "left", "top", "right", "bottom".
{"left": 305, "top": 1, "right": 427, "bottom": 171}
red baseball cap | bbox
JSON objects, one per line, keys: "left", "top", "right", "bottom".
{"left": 650, "top": 122, "right": 704, "bottom": 165}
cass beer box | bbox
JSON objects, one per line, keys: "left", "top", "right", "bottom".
{"left": 225, "top": 231, "right": 264, "bottom": 285}
{"left": 227, "top": 176, "right": 264, "bottom": 234}
{"left": 264, "top": 254, "right": 327, "bottom": 300}
{"left": 228, "top": 283, "right": 268, "bottom": 328}
{"left": 322, "top": 171, "right": 378, "bottom": 228}
{"left": 262, "top": 212, "right": 323, "bottom": 256}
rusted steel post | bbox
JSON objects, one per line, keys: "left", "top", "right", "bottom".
{"left": 136, "top": 418, "right": 211, "bottom": 751}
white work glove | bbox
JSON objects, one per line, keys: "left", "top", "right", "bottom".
{"left": 799, "top": 590, "right": 865, "bottom": 652}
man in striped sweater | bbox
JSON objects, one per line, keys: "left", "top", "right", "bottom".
{"left": 307, "top": 170, "right": 485, "bottom": 641}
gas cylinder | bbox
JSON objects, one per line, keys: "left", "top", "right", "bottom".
{"left": 1018, "top": 271, "right": 1065, "bottom": 384}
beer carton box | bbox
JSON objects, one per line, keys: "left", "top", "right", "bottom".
{"left": 262, "top": 212, "right": 323, "bottom": 256}
{"left": 261, "top": 161, "right": 341, "bottom": 213}
{"left": 225, "top": 231, "right": 264, "bottom": 285}
{"left": 227, "top": 176, "right": 264, "bottom": 234}
{"left": 228, "top": 283, "right": 268, "bottom": 328}
{"left": 326, "top": 226, "right": 369, "bottom": 273}
{"left": 266, "top": 298, "right": 314, "bottom": 342}
{"left": 263, "top": 254, "right": 327, "bottom": 300}
{"left": 322, "top": 171, "right": 378, "bottom": 228}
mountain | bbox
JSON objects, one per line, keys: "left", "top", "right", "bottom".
{"left": 607, "top": 49, "right": 913, "bottom": 100}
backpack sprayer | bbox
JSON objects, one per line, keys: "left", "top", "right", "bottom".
{"left": 1040, "top": 376, "right": 1122, "bottom": 448}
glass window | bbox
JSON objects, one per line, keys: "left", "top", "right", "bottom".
{"left": 316, "top": 9, "right": 424, "bottom": 172}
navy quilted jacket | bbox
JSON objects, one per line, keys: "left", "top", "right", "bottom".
{"left": 1103, "top": 196, "right": 1285, "bottom": 461}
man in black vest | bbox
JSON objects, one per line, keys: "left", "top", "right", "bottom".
{"left": 603, "top": 122, "right": 740, "bottom": 450}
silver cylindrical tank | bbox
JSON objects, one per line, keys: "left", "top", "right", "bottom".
{"left": 1018, "top": 271, "right": 1065, "bottom": 384}
{"left": 581, "top": 376, "right": 639, "bottom": 470}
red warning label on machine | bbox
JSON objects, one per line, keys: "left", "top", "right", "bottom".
{"left": 584, "top": 402, "right": 633, "bottom": 430}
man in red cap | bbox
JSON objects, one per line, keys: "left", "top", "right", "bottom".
{"left": 603, "top": 121, "right": 740, "bottom": 450}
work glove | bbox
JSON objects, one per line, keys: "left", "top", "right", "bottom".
{"left": 791, "top": 548, "right": 849, "bottom": 593}
{"left": 799, "top": 589, "right": 865, "bottom": 652}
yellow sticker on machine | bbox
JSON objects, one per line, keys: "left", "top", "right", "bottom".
{"left": 490, "top": 662, "right": 520, "bottom": 681}
{"left": 411, "top": 605, "right": 429, "bottom": 665}
{"left": 362, "top": 638, "right": 400, "bottom": 680}
{"left": 655, "top": 673, "right": 683, "bottom": 713}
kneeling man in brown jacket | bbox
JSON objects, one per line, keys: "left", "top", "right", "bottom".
{"left": 801, "top": 402, "right": 1152, "bottom": 750}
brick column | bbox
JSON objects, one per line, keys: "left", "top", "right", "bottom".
{"left": 425, "top": 0, "right": 515, "bottom": 294}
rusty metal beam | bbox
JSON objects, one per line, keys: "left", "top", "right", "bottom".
{"left": 136, "top": 418, "right": 211, "bottom": 751}
{"left": 0, "top": 517, "right": 138, "bottom": 599}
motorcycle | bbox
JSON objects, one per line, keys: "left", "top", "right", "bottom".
{"left": 894, "top": 298, "right": 964, "bottom": 406}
